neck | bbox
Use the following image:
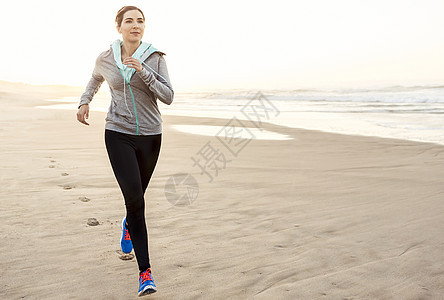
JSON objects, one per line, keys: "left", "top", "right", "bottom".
{"left": 121, "top": 40, "right": 141, "bottom": 57}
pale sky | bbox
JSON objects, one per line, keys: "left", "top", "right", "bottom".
{"left": 1, "top": 0, "right": 444, "bottom": 91}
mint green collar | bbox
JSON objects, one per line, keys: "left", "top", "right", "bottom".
{"left": 111, "top": 39, "right": 152, "bottom": 83}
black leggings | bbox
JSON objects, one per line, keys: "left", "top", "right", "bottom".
{"left": 104, "top": 129, "right": 162, "bottom": 272}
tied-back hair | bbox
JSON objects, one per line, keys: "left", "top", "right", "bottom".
{"left": 115, "top": 6, "right": 145, "bottom": 27}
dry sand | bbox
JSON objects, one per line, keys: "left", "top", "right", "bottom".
{"left": 1, "top": 81, "right": 444, "bottom": 299}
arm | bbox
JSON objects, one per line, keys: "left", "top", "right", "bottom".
{"left": 77, "top": 56, "right": 105, "bottom": 125}
{"left": 137, "top": 54, "right": 174, "bottom": 105}
{"left": 78, "top": 58, "right": 105, "bottom": 109}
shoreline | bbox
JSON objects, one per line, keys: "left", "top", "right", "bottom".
{"left": 36, "top": 102, "right": 444, "bottom": 147}
{"left": 34, "top": 91, "right": 444, "bottom": 146}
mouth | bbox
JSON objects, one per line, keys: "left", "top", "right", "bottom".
{"left": 130, "top": 32, "right": 140, "bottom": 35}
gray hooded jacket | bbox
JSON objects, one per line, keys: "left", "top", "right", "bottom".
{"left": 78, "top": 43, "right": 174, "bottom": 135}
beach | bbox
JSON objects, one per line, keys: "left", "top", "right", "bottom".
{"left": 1, "top": 81, "right": 444, "bottom": 299}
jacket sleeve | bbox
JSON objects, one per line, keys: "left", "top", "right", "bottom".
{"left": 78, "top": 56, "right": 105, "bottom": 109}
{"left": 137, "top": 54, "right": 174, "bottom": 105}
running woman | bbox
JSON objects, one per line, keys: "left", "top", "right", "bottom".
{"left": 76, "top": 5, "right": 174, "bottom": 297}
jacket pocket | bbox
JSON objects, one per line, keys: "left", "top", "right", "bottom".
{"left": 107, "top": 97, "right": 136, "bottom": 124}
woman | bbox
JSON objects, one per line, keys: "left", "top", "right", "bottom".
{"left": 76, "top": 5, "right": 173, "bottom": 297}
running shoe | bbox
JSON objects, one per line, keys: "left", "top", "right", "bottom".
{"left": 121, "top": 217, "right": 133, "bottom": 254}
{"left": 138, "top": 268, "right": 157, "bottom": 296}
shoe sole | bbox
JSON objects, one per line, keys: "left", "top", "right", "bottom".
{"left": 138, "top": 286, "right": 157, "bottom": 296}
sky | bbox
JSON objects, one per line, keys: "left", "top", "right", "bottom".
{"left": 1, "top": 0, "right": 444, "bottom": 92}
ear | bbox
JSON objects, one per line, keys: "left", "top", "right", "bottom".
{"left": 116, "top": 25, "right": 121, "bottom": 34}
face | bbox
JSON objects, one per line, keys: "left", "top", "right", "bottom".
{"left": 117, "top": 10, "right": 145, "bottom": 43}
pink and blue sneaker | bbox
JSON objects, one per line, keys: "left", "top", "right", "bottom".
{"left": 138, "top": 268, "right": 157, "bottom": 296}
{"left": 121, "top": 217, "right": 133, "bottom": 254}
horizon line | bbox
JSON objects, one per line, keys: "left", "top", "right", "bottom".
{"left": 1, "top": 79, "right": 443, "bottom": 93}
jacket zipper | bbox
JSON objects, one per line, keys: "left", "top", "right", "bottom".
{"left": 127, "top": 83, "right": 139, "bottom": 135}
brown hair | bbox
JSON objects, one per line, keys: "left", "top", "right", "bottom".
{"left": 115, "top": 6, "right": 145, "bottom": 27}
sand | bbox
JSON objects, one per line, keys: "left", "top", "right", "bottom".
{"left": 1, "top": 81, "right": 444, "bottom": 299}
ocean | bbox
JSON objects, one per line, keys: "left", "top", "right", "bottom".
{"left": 38, "top": 85, "right": 444, "bottom": 145}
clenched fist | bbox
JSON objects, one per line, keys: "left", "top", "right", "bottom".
{"left": 123, "top": 57, "right": 143, "bottom": 72}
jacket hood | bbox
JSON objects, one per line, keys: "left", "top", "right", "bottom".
{"left": 111, "top": 39, "right": 165, "bottom": 83}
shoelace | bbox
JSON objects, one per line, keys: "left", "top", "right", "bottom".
{"left": 122, "top": 78, "right": 133, "bottom": 117}
{"left": 140, "top": 61, "right": 169, "bottom": 82}
{"left": 140, "top": 269, "right": 153, "bottom": 284}
{"left": 124, "top": 228, "right": 131, "bottom": 241}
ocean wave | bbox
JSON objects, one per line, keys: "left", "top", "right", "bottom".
{"left": 184, "top": 86, "right": 444, "bottom": 104}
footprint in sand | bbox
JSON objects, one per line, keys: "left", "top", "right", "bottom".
{"left": 87, "top": 218, "right": 99, "bottom": 226}
{"left": 79, "top": 196, "right": 90, "bottom": 202}
{"left": 62, "top": 184, "right": 74, "bottom": 190}
{"left": 61, "top": 172, "right": 69, "bottom": 176}
{"left": 49, "top": 159, "right": 56, "bottom": 168}
{"left": 116, "top": 250, "right": 135, "bottom": 260}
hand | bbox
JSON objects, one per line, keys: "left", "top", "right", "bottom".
{"left": 77, "top": 104, "right": 90, "bottom": 125}
{"left": 123, "top": 57, "right": 143, "bottom": 72}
